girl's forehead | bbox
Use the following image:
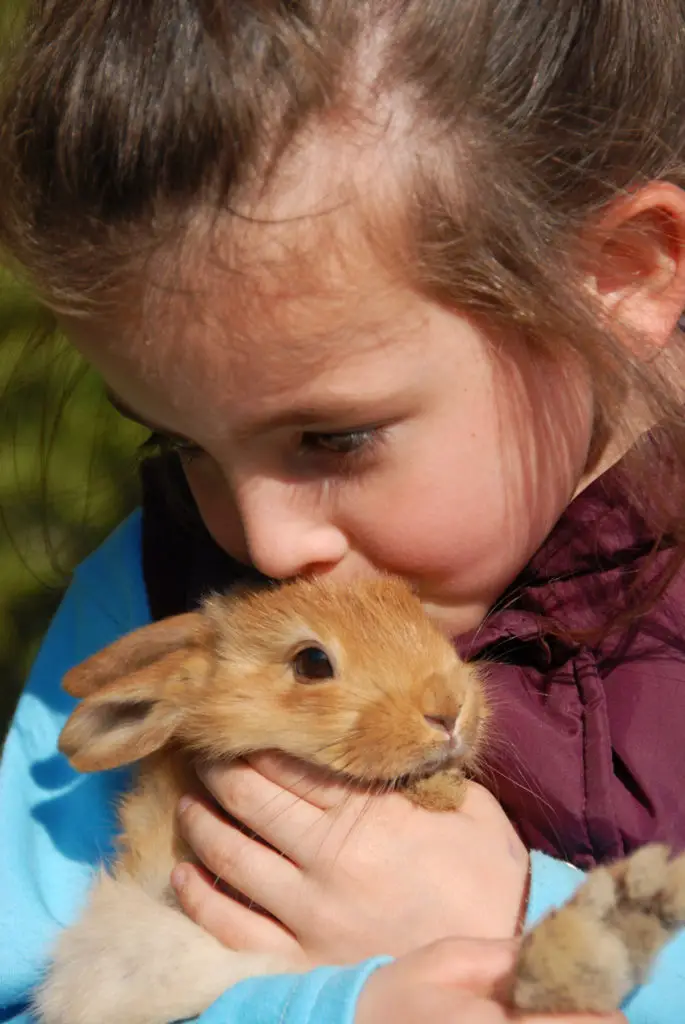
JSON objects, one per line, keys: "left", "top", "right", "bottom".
{"left": 74, "top": 123, "right": 423, "bottom": 436}
{"left": 156, "top": 122, "right": 409, "bottom": 359}
{"left": 150, "top": 216, "right": 413, "bottom": 377}
{"left": 85, "top": 119, "right": 414, "bottom": 395}
{"left": 71, "top": 210, "right": 433, "bottom": 441}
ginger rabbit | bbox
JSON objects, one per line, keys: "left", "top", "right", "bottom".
{"left": 35, "top": 576, "right": 484, "bottom": 1024}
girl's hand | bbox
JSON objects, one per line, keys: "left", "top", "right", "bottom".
{"left": 355, "top": 938, "right": 626, "bottom": 1024}
{"left": 172, "top": 752, "right": 529, "bottom": 966}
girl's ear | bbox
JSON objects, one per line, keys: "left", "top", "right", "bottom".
{"left": 63, "top": 612, "right": 211, "bottom": 698}
{"left": 584, "top": 182, "right": 685, "bottom": 355}
{"left": 59, "top": 646, "right": 214, "bottom": 772}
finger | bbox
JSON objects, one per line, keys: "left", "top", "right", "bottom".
{"left": 198, "top": 760, "right": 327, "bottom": 857}
{"left": 177, "top": 796, "right": 303, "bottom": 918}
{"left": 247, "top": 751, "right": 369, "bottom": 811}
{"left": 171, "top": 860, "right": 301, "bottom": 957}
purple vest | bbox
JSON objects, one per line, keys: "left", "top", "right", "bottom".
{"left": 141, "top": 456, "right": 685, "bottom": 869}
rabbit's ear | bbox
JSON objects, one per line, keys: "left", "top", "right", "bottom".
{"left": 63, "top": 612, "right": 211, "bottom": 698}
{"left": 59, "top": 646, "right": 212, "bottom": 772}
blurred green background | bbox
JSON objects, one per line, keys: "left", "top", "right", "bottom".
{"left": 0, "top": 278, "right": 146, "bottom": 737}
{"left": 0, "top": 3, "right": 148, "bottom": 737}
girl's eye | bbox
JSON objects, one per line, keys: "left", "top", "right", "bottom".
{"left": 298, "top": 428, "right": 380, "bottom": 457}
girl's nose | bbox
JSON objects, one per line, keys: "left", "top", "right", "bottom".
{"left": 237, "top": 478, "right": 349, "bottom": 580}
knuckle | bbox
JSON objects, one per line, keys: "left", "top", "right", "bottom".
{"left": 176, "top": 801, "right": 204, "bottom": 844}
{"left": 216, "top": 844, "right": 245, "bottom": 882}
{"left": 213, "top": 839, "right": 244, "bottom": 882}
{"left": 176, "top": 873, "right": 205, "bottom": 924}
{"left": 202, "top": 763, "right": 245, "bottom": 808}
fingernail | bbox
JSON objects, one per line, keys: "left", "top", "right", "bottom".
{"left": 171, "top": 864, "right": 189, "bottom": 890}
{"left": 178, "top": 795, "right": 193, "bottom": 815}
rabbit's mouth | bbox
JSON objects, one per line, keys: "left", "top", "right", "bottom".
{"left": 396, "top": 743, "right": 470, "bottom": 786}
{"left": 302, "top": 747, "right": 465, "bottom": 789}
{"left": 418, "top": 722, "right": 471, "bottom": 770}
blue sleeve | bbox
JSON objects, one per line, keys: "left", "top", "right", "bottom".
{"left": 201, "top": 962, "right": 389, "bottom": 1024}
{"left": 527, "top": 851, "right": 685, "bottom": 1023}
{"left": 0, "top": 511, "right": 388, "bottom": 1024}
{"left": 0, "top": 512, "right": 151, "bottom": 1013}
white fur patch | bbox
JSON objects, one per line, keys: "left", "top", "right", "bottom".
{"left": 34, "top": 873, "right": 294, "bottom": 1024}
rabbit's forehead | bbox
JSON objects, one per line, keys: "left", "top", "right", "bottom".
{"left": 212, "top": 588, "right": 459, "bottom": 675}
{"left": 270, "top": 618, "right": 337, "bottom": 653}
{"left": 284, "top": 603, "right": 457, "bottom": 664}
{"left": 216, "top": 614, "right": 343, "bottom": 661}
{"left": 307, "top": 618, "right": 461, "bottom": 682}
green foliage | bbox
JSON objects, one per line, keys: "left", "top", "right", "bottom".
{"left": 0, "top": 0, "right": 25, "bottom": 43}
{"left": 0, "top": 272, "right": 147, "bottom": 735}
{"left": 0, "top": 1, "right": 147, "bottom": 736}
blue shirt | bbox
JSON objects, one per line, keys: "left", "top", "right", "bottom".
{"left": 0, "top": 512, "right": 683, "bottom": 1022}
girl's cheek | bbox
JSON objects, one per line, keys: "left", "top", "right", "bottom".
{"left": 183, "top": 458, "right": 249, "bottom": 563}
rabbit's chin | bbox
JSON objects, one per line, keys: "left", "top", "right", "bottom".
{"left": 378, "top": 751, "right": 469, "bottom": 789}
{"left": 413, "top": 736, "right": 472, "bottom": 774}
{"left": 296, "top": 749, "right": 463, "bottom": 789}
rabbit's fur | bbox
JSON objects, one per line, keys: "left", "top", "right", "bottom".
{"left": 34, "top": 576, "right": 685, "bottom": 1022}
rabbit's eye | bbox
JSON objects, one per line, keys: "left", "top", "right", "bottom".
{"left": 292, "top": 645, "right": 335, "bottom": 683}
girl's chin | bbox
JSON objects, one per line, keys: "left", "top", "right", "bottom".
{"left": 418, "top": 596, "right": 487, "bottom": 638}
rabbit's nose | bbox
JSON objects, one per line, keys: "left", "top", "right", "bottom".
{"left": 424, "top": 713, "right": 457, "bottom": 737}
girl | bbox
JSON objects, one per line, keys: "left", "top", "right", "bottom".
{"left": 0, "top": 0, "right": 684, "bottom": 1020}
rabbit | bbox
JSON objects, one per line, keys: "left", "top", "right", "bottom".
{"left": 33, "top": 575, "right": 685, "bottom": 1023}
{"left": 34, "top": 575, "right": 487, "bottom": 1024}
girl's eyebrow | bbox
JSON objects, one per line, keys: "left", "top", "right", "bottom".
{"left": 106, "top": 386, "right": 393, "bottom": 440}
{"left": 240, "top": 404, "right": 372, "bottom": 434}
{"left": 106, "top": 388, "right": 365, "bottom": 434}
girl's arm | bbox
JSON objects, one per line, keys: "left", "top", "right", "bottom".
{"left": 0, "top": 513, "right": 151, "bottom": 1016}
{"left": 201, "top": 962, "right": 389, "bottom": 1024}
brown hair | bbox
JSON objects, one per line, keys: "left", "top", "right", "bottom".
{"left": 2, "top": 0, "right": 685, "bottom": 629}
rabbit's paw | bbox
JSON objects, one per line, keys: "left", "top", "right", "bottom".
{"left": 403, "top": 770, "right": 466, "bottom": 811}
{"left": 508, "top": 844, "right": 685, "bottom": 1014}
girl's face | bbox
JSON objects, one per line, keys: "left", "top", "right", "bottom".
{"left": 66, "top": 204, "right": 595, "bottom": 636}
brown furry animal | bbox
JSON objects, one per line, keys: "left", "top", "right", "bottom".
{"left": 34, "top": 576, "right": 685, "bottom": 1023}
